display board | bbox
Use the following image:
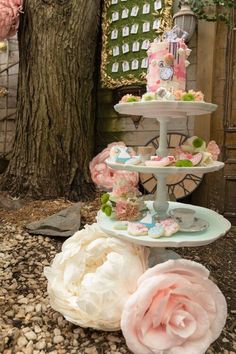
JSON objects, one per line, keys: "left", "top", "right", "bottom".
{"left": 101, "top": 0, "right": 173, "bottom": 89}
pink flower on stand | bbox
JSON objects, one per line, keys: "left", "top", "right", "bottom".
{"left": 173, "top": 89, "right": 184, "bottom": 101}
{"left": 0, "top": 0, "right": 23, "bottom": 40}
{"left": 115, "top": 200, "right": 141, "bottom": 221}
{"left": 119, "top": 94, "right": 141, "bottom": 103}
{"left": 207, "top": 140, "right": 220, "bottom": 160}
{"left": 189, "top": 90, "right": 204, "bottom": 102}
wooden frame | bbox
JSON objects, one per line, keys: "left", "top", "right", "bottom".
{"left": 100, "top": 0, "right": 173, "bottom": 89}
{"left": 224, "top": 8, "right": 236, "bottom": 132}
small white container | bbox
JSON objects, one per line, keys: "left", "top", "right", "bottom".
{"left": 170, "top": 208, "right": 196, "bottom": 228}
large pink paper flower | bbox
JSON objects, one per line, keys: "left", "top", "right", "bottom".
{"left": 121, "top": 259, "right": 227, "bottom": 354}
{"left": 89, "top": 142, "right": 139, "bottom": 190}
{"left": 0, "top": 0, "right": 23, "bottom": 40}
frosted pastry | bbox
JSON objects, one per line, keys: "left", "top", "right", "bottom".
{"left": 124, "top": 156, "right": 141, "bottom": 165}
{"left": 160, "top": 219, "right": 180, "bottom": 237}
{"left": 148, "top": 224, "right": 165, "bottom": 238}
{"left": 110, "top": 146, "right": 134, "bottom": 163}
{"left": 139, "top": 214, "right": 156, "bottom": 228}
{"left": 145, "top": 156, "right": 174, "bottom": 167}
{"left": 113, "top": 221, "right": 128, "bottom": 230}
{"left": 127, "top": 223, "right": 149, "bottom": 236}
{"left": 190, "top": 152, "right": 203, "bottom": 166}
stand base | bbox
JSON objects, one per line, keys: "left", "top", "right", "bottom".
{"left": 148, "top": 248, "right": 181, "bottom": 267}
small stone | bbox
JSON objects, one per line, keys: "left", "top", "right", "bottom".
{"left": 15, "top": 309, "right": 25, "bottom": 318}
{"left": 25, "top": 331, "right": 37, "bottom": 341}
{"left": 73, "top": 339, "right": 79, "bottom": 346}
{"left": 5, "top": 310, "right": 14, "bottom": 317}
{"left": 25, "top": 305, "right": 35, "bottom": 313}
{"left": 17, "top": 336, "right": 28, "bottom": 347}
{"left": 34, "top": 325, "right": 42, "bottom": 334}
{"left": 222, "top": 337, "right": 230, "bottom": 343}
{"left": 84, "top": 348, "right": 98, "bottom": 354}
{"left": 53, "top": 335, "right": 64, "bottom": 344}
{"left": 24, "top": 344, "right": 33, "bottom": 354}
{"left": 106, "top": 335, "right": 121, "bottom": 343}
{"left": 53, "top": 328, "right": 61, "bottom": 336}
{"left": 18, "top": 297, "right": 28, "bottom": 304}
{"left": 35, "top": 304, "right": 42, "bottom": 313}
{"left": 35, "top": 340, "right": 46, "bottom": 350}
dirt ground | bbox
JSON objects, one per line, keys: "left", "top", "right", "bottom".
{"left": 0, "top": 198, "right": 235, "bottom": 354}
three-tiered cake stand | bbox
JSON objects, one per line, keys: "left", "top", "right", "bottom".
{"left": 97, "top": 101, "right": 231, "bottom": 262}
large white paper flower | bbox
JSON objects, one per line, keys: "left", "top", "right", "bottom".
{"left": 44, "top": 223, "right": 148, "bottom": 331}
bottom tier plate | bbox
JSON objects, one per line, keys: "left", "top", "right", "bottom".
{"left": 96, "top": 201, "right": 231, "bottom": 248}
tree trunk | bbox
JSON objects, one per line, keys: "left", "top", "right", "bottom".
{"left": 1, "top": 0, "right": 101, "bottom": 200}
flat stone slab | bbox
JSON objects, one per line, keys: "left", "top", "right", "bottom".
{"left": 26, "top": 202, "right": 81, "bottom": 237}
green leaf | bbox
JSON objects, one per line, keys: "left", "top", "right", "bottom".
{"left": 101, "top": 193, "right": 110, "bottom": 204}
{"left": 175, "top": 159, "right": 193, "bottom": 167}
{"left": 102, "top": 205, "right": 112, "bottom": 217}
{"left": 193, "top": 137, "right": 204, "bottom": 148}
{"left": 181, "top": 93, "right": 195, "bottom": 101}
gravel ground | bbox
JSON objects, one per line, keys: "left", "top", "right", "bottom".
{"left": 0, "top": 199, "right": 235, "bottom": 354}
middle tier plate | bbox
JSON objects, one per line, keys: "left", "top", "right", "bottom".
{"left": 106, "top": 159, "right": 224, "bottom": 175}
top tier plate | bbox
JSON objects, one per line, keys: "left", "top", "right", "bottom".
{"left": 114, "top": 101, "right": 217, "bottom": 119}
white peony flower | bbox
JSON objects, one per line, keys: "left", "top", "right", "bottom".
{"left": 44, "top": 223, "right": 149, "bottom": 331}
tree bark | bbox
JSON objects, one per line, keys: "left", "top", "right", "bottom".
{"left": 1, "top": 0, "right": 101, "bottom": 200}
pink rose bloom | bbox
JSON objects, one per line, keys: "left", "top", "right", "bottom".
{"left": 189, "top": 90, "right": 204, "bottom": 102}
{"left": 173, "top": 90, "right": 184, "bottom": 101}
{"left": 164, "top": 53, "right": 174, "bottom": 65}
{"left": 112, "top": 173, "right": 140, "bottom": 199}
{"left": 111, "top": 184, "right": 139, "bottom": 198}
{"left": 115, "top": 200, "right": 141, "bottom": 221}
{"left": 207, "top": 140, "right": 220, "bottom": 160}
{"left": 0, "top": 0, "right": 23, "bottom": 40}
{"left": 119, "top": 94, "right": 141, "bottom": 103}
{"left": 121, "top": 259, "right": 227, "bottom": 354}
{"left": 89, "top": 142, "right": 139, "bottom": 190}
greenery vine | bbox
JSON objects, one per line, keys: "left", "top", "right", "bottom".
{"left": 181, "top": 0, "right": 236, "bottom": 26}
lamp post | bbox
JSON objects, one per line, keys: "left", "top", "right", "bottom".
{"left": 173, "top": 0, "right": 197, "bottom": 42}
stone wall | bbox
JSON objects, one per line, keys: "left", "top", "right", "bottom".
{"left": 0, "top": 37, "right": 19, "bottom": 156}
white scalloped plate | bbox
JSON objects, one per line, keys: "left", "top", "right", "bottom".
{"left": 106, "top": 159, "right": 224, "bottom": 175}
{"left": 96, "top": 201, "right": 231, "bottom": 248}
